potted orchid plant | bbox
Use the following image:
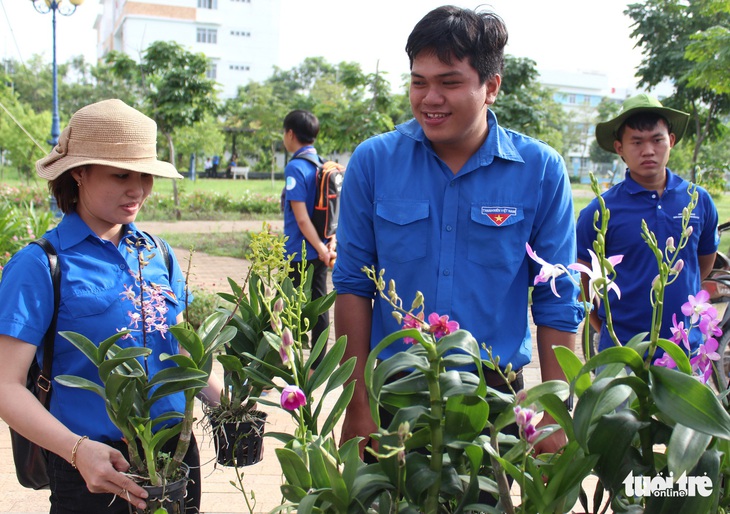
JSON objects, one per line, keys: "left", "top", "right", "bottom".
{"left": 271, "top": 173, "right": 730, "bottom": 514}
{"left": 55, "top": 237, "right": 235, "bottom": 513}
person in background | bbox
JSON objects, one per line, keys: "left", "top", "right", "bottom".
{"left": 282, "top": 109, "right": 337, "bottom": 368}
{"left": 0, "top": 99, "right": 223, "bottom": 513}
{"left": 333, "top": 5, "right": 582, "bottom": 458}
{"left": 576, "top": 94, "right": 719, "bottom": 358}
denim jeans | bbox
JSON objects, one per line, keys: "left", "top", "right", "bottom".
{"left": 48, "top": 433, "right": 201, "bottom": 514}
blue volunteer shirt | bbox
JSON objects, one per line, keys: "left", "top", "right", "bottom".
{"left": 576, "top": 169, "right": 719, "bottom": 353}
{"left": 283, "top": 146, "right": 325, "bottom": 261}
{"left": 0, "top": 212, "right": 190, "bottom": 442}
{"left": 333, "top": 110, "right": 583, "bottom": 369}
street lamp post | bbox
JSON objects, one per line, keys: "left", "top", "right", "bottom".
{"left": 30, "top": 0, "right": 84, "bottom": 147}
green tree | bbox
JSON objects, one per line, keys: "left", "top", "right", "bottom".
{"left": 589, "top": 97, "right": 621, "bottom": 167}
{"left": 0, "top": 82, "right": 49, "bottom": 182}
{"left": 492, "top": 55, "right": 567, "bottom": 152}
{"left": 105, "top": 41, "right": 219, "bottom": 216}
{"left": 626, "top": 0, "right": 730, "bottom": 181}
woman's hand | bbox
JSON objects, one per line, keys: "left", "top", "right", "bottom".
{"left": 74, "top": 439, "right": 148, "bottom": 510}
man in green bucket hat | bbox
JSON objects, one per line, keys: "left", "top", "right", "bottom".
{"left": 576, "top": 93, "right": 720, "bottom": 361}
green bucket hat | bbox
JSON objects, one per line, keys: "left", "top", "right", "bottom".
{"left": 595, "top": 94, "right": 690, "bottom": 154}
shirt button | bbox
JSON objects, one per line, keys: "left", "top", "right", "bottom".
{"left": 446, "top": 225, "right": 453, "bottom": 232}
{"left": 119, "top": 264, "right": 126, "bottom": 270}
{"left": 443, "top": 269, "right": 451, "bottom": 276}
{"left": 658, "top": 205, "right": 662, "bottom": 210}
{"left": 652, "top": 194, "right": 656, "bottom": 198}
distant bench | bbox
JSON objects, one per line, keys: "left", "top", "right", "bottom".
{"left": 230, "top": 166, "right": 250, "bottom": 180}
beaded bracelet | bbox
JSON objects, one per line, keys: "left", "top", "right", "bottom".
{"left": 70, "top": 435, "right": 89, "bottom": 470}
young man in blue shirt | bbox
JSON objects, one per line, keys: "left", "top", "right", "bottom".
{"left": 333, "top": 6, "right": 583, "bottom": 457}
{"left": 576, "top": 94, "right": 719, "bottom": 355}
{"left": 282, "top": 110, "right": 337, "bottom": 367}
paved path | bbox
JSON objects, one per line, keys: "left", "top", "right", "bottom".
{"left": 0, "top": 220, "right": 593, "bottom": 513}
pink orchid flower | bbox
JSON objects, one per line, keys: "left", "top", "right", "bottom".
{"left": 654, "top": 352, "right": 677, "bottom": 369}
{"left": 402, "top": 312, "right": 424, "bottom": 344}
{"left": 681, "top": 290, "right": 713, "bottom": 324}
{"left": 427, "top": 312, "right": 459, "bottom": 339}
{"left": 699, "top": 308, "right": 722, "bottom": 338}
{"left": 280, "top": 385, "right": 306, "bottom": 410}
{"left": 690, "top": 338, "right": 720, "bottom": 384}
{"left": 567, "top": 249, "right": 624, "bottom": 303}
{"left": 669, "top": 313, "right": 690, "bottom": 351}
{"left": 525, "top": 243, "right": 567, "bottom": 297}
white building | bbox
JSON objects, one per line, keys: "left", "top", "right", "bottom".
{"left": 95, "top": 0, "right": 281, "bottom": 98}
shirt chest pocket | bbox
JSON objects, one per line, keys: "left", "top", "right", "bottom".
{"left": 467, "top": 203, "right": 527, "bottom": 268}
{"left": 375, "top": 200, "right": 429, "bottom": 263}
{"left": 65, "top": 287, "right": 119, "bottom": 319}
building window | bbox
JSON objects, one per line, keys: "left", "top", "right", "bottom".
{"left": 583, "top": 95, "right": 591, "bottom": 105}
{"left": 197, "top": 28, "right": 218, "bottom": 44}
{"left": 229, "top": 64, "right": 251, "bottom": 71}
{"left": 231, "top": 0, "right": 251, "bottom": 2}
{"left": 197, "top": 0, "right": 217, "bottom": 8}
{"left": 231, "top": 30, "right": 252, "bottom": 37}
{"left": 207, "top": 63, "right": 217, "bottom": 80}
{"left": 568, "top": 94, "right": 576, "bottom": 104}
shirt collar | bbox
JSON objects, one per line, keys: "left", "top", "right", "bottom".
{"left": 292, "top": 145, "right": 316, "bottom": 158}
{"left": 395, "top": 110, "right": 525, "bottom": 167}
{"left": 56, "top": 211, "right": 146, "bottom": 250}
{"left": 623, "top": 168, "right": 681, "bottom": 195}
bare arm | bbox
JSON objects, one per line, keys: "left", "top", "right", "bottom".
{"left": 291, "top": 201, "right": 336, "bottom": 265}
{"left": 699, "top": 253, "right": 716, "bottom": 281}
{"left": 335, "top": 293, "right": 376, "bottom": 456}
{"left": 534, "top": 326, "right": 575, "bottom": 454}
{"left": 0, "top": 335, "right": 148, "bottom": 508}
{"left": 576, "top": 258, "right": 602, "bottom": 332}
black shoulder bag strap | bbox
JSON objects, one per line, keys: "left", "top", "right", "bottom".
{"left": 30, "top": 238, "right": 60, "bottom": 406}
{"left": 143, "top": 232, "right": 172, "bottom": 276}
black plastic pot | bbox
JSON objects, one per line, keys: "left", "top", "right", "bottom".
{"left": 130, "top": 463, "right": 189, "bottom": 514}
{"left": 212, "top": 410, "right": 268, "bottom": 467}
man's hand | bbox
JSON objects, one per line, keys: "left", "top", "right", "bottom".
{"left": 533, "top": 413, "right": 567, "bottom": 455}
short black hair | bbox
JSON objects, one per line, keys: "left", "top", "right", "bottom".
{"left": 48, "top": 168, "right": 79, "bottom": 214}
{"left": 617, "top": 112, "right": 671, "bottom": 142}
{"left": 406, "top": 5, "right": 508, "bottom": 83}
{"left": 283, "top": 110, "right": 319, "bottom": 144}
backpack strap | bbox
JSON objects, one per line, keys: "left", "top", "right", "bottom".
{"left": 30, "top": 238, "right": 60, "bottom": 405}
{"left": 292, "top": 153, "right": 324, "bottom": 169}
{"left": 143, "top": 231, "right": 172, "bottom": 277}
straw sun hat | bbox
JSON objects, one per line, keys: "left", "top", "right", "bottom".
{"left": 36, "top": 99, "right": 183, "bottom": 180}
{"left": 595, "top": 94, "right": 690, "bottom": 154}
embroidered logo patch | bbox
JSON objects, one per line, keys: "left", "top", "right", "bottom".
{"left": 286, "top": 176, "right": 297, "bottom": 190}
{"left": 481, "top": 206, "right": 517, "bottom": 226}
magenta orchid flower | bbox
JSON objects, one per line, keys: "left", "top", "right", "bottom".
{"left": 280, "top": 385, "right": 306, "bottom": 410}
{"left": 654, "top": 352, "right": 677, "bottom": 369}
{"left": 699, "top": 308, "right": 722, "bottom": 338}
{"left": 525, "top": 243, "right": 568, "bottom": 297}
{"left": 690, "top": 338, "right": 720, "bottom": 384}
{"left": 402, "top": 312, "right": 424, "bottom": 344}
{"left": 681, "top": 290, "right": 713, "bottom": 324}
{"left": 514, "top": 405, "right": 547, "bottom": 445}
{"left": 567, "top": 249, "right": 624, "bottom": 303}
{"left": 427, "top": 312, "right": 459, "bottom": 339}
{"left": 669, "top": 313, "right": 690, "bottom": 351}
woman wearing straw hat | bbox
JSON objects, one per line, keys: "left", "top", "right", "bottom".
{"left": 575, "top": 93, "right": 719, "bottom": 359}
{"left": 0, "top": 99, "right": 223, "bottom": 513}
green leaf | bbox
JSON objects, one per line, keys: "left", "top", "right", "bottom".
{"left": 667, "top": 423, "right": 712, "bottom": 477}
{"left": 169, "top": 325, "right": 204, "bottom": 364}
{"left": 280, "top": 483, "right": 307, "bottom": 503}
{"left": 572, "top": 377, "right": 634, "bottom": 448}
{"left": 650, "top": 366, "right": 730, "bottom": 439}
{"left": 554, "top": 345, "right": 592, "bottom": 397}
{"left": 147, "top": 367, "right": 208, "bottom": 388}
{"left": 443, "top": 394, "right": 489, "bottom": 444}
{"left": 320, "top": 381, "right": 355, "bottom": 436}
{"left": 275, "top": 448, "right": 312, "bottom": 491}
{"left": 55, "top": 375, "right": 105, "bottom": 397}
{"left": 493, "top": 380, "right": 568, "bottom": 432}
{"left": 583, "top": 345, "right": 645, "bottom": 376}
{"left": 655, "top": 338, "right": 692, "bottom": 374}
{"left": 587, "top": 409, "right": 647, "bottom": 491}
{"left": 58, "top": 331, "right": 103, "bottom": 365}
